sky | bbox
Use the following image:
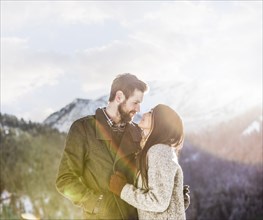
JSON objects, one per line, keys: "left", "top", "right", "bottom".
{"left": 1, "top": 0, "right": 262, "bottom": 122}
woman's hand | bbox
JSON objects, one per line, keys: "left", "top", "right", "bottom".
{"left": 183, "top": 185, "right": 190, "bottom": 210}
{"left": 109, "top": 171, "right": 127, "bottom": 196}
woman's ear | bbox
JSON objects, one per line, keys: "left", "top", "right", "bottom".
{"left": 115, "top": 90, "right": 125, "bottom": 103}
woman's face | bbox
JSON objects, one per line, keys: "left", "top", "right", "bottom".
{"left": 138, "top": 110, "right": 152, "bottom": 131}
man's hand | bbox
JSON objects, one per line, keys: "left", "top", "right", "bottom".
{"left": 183, "top": 185, "right": 190, "bottom": 210}
{"left": 109, "top": 171, "right": 127, "bottom": 196}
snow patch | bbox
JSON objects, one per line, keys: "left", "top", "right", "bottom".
{"left": 242, "top": 120, "right": 261, "bottom": 136}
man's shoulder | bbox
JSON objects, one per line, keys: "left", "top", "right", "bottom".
{"left": 74, "top": 114, "right": 95, "bottom": 123}
{"left": 70, "top": 114, "right": 96, "bottom": 129}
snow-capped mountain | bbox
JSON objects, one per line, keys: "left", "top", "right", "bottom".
{"left": 43, "top": 80, "right": 261, "bottom": 133}
{"left": 43, "top": 96, "right": 108, "bottom": 132}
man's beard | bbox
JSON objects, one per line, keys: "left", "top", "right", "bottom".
{"left": 118, "top": 102, "right": 136, "bottom": 123}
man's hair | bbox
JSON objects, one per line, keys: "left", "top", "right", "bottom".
{"left": 109, "top": 73, "right": 148, "bottom": 101}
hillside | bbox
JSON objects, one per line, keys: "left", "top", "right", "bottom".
{"left": 187, "top": 105, "right": 262, "bottom": 164}
{"left": 181, "top": 141, "right": 263, "bottom": 220}
{"left": 0, "top": 113, "right": 82, "bottom": 219}
{"left": 1, "top": 113, "right": 262, "bottom": 219}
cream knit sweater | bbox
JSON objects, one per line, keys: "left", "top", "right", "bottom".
{"left": 120, "top": 144, "right": 186, "bottom": 220}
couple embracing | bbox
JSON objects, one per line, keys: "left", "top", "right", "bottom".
{"left": 56, "top": 73, "right": 190, "bottom": 220}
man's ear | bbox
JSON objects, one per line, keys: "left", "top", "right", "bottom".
{"left": 115, "top": 91, "right": 125, "bottom": 103}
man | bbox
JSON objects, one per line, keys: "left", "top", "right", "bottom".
{"left": 56, "top": 73, "right": 148, "bottom": 219}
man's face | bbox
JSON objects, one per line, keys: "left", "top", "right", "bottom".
{"left": 118, "top": 89, "right": 144, "bottom": 123}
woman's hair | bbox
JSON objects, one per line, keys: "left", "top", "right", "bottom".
{"left": 109, "top": 73, "right": 148, "bottom": 101}
{"left": 137, "top": 104, "right": 184, "bottom": 189}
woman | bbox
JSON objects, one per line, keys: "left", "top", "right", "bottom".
{"left": 109, "top": 104, "right": 187, "bottom": 220}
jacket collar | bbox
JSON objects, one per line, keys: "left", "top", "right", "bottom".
{"left": 95, "top": 108, "right": 112, "bottom": 140}
{"left": 95, "top": 107, "right": 141, "bottom": 142}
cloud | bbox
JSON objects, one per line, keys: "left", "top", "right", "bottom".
{"left": 1, "top": 1, "right": 112, "bottom": 32}
{"left": 1, "top": 1, "right": 262, "bottom": 122}
{"left": 125, "top": 1, "right": 262, "bottom": 82}
{"left": 1, "top": 37, "right": 66, "bottom": 104}
{"left": 69, "top": 1, "right": 261, "bottom": 89}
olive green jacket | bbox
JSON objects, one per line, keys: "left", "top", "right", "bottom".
{"left": 56, "top": 108, "right": 141, "bottom": 219}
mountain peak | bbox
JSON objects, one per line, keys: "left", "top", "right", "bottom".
{"left": 43, "top": 96, "right": 108, "bottom": 132}
{"left": 44, "top": 80, "right": 261, "bottom": 133}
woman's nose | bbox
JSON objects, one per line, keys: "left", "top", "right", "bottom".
{"left": 135, "top": 104, "right": 140, "bottom": 112}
